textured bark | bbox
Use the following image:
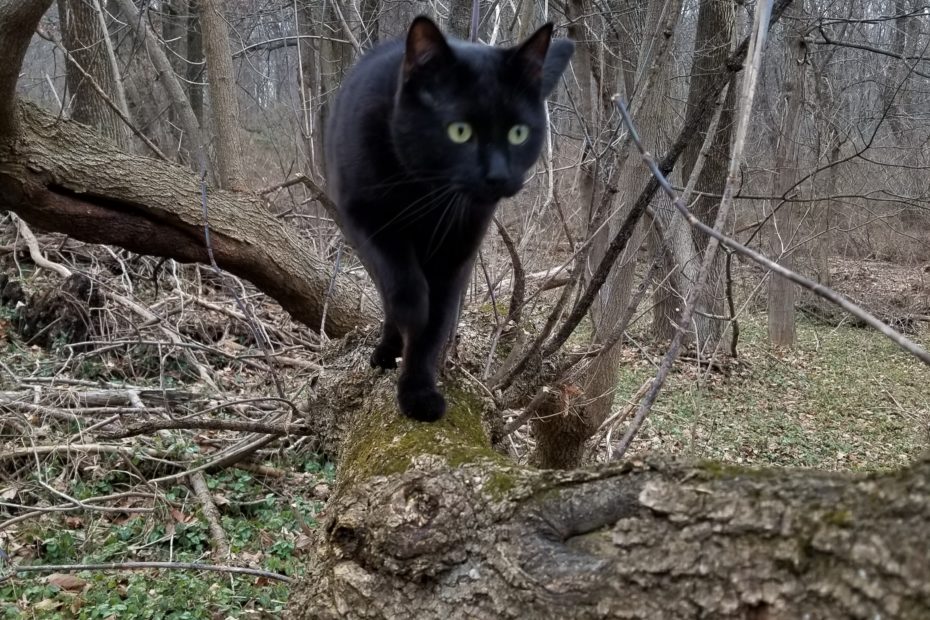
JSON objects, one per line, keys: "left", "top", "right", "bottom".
{"left": 448, "top": 0, "right": 476, "bottom": 39}
{"left": 0, "top": 102, "right": 374, "bottom": 336}
{"left": 288, "top": 365, "right": 930, "bottom": 619}
{"left": 767, "top": 14, "right": 805, "bottom": 348}
{"left": 58, "top": 0, "right": 130, "bottom": 148}
{"left": 0, "top": 0, "right": 54, "bottom": 137}
{"left": 677, "top": 0, "right": 737, "bottom": 354}
{"left": 200, "top": 0, "right": 247, "bottom": 191}
{"left": 114, "top": 0, "right": 205, "bottom": 165}
{"left": 187, "top": 0, "right": 205, "bottom": 125}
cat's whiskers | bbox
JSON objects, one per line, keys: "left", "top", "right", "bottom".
{"left": 388, "top": 185, "right": 454, "bottom": 228}
{"left": 367, "top": 184, "right": 455, "bottom": 239}
{"left": 427, "top": 192, "right": 465, "bottom": 258}
{"left": 425, "top": 193, "right": 455, "bottom": 256}
{"left": 361, "top": 172, "right": 449, "bottom": 192}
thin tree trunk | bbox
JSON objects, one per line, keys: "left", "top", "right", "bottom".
{"left": 810, "top": 57, "right": 839, "bottom": 287}
{"left": 677, "top": 0, "right": 737, "bottom": 355}
{"left": 114, "top": 0, "right": 205, "bottom": 168}
{"left": 162, "top": 0, "right": 188, "bottom": 139}
{"left": 624, "top": 0, "right": 680, "bottom": 344}
{"left": 812, "top": 142, "right": 838, "bottom": 286}
{"left": 649, "top": 0, "right": 739, "bottom": 347}
{"left": 57, "top": 0, "right": 130, "bottom": 148}
{"left": 296, "top": 0, "right": 322, "bottom": 178}
{"left": 887, "top": 0, "right": 919, "bottom": 139}
{"left": 530, "top": 0, "right": 602, "bottom": 469}
{"left": 559, "top": 0, "right": 681, "bottom": 467}
{"left": 187, "top": 0, "right": 204, "bottom": 125}
{"left": 200, "top": 0, "right": 247, "bottom": 191}
{"left": 163, "top": 0, "right": 188, "bottom": 74}
{"left": 767, "top": 14, "right": 805, "bottom": 348}
{"left": 317, "top": 3, "right": 355, "bottom": 151}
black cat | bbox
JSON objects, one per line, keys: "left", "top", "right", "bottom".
{"left": 325, "top": 16, "right": 573, "bottom": 421}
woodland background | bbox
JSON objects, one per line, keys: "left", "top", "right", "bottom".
{"left": 0, "top": 0, "right": 929, "bottom": 617}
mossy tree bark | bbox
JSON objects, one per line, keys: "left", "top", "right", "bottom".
{"left": 290, "top": 366, "right": 930, "bottom": 619}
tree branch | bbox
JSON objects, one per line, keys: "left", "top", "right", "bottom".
{"left": 0, "top": 103, "right": 374, "bottom": 336}
{"left": 0, "top": 0, "right": 54, "bottom": 137}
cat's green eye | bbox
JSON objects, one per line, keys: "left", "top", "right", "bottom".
{"left": 508, "top": 124, "right": 530, "bottom": 145}
{"left": 447, "top": 122, "right": 473, "bottom": 143}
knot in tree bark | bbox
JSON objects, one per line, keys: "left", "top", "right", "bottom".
{"left": 324, "top": 468, "right": 478, "bottom": 579}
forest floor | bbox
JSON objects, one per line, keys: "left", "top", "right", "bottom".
{"left": 1, "top": 237, "right": 928, "bottom": 618}
{"left": 617, "top": 313, "right": 930, "bottom": 470}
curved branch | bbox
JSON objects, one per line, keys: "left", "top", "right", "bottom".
{"left": 0, "top": 0, "right": 54, "bottom": 137}
{"left": 0, "top": 103, "right": 375, "bottom": 336}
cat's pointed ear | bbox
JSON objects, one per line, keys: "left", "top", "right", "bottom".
{"left": 404, "top": 16, "right": 452, "bottom": 78}
{"left": 514, "top": 23, "right": 574, "bottom": 97}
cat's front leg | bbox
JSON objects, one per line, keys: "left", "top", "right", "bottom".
{"left": 370, "top": 320, "right": 402, "bottom": 369}
{"left": 350, "top": 234, "right": 427, "bottom": 372}
{"left": 397, "top": 267, "right": 469, "bottom": 421}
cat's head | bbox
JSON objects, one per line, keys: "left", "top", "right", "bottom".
{"left": 391, "top": 17, "right": 574, "bottom": 203}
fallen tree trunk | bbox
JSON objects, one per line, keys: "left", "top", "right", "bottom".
{"left": 0, "top": 103, "right": 374, "bottom": 336}
{"left": 290, "top": 364, "right": 930, "bottom": 619}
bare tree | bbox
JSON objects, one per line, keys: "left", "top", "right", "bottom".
{"left": 530, "top": 0, "right": 683, "bottom": 469}
{"left": 677, "top": 0, "right": 737, "bottom": 352}
{"left": 57, "top": 0, "right": 130, "bottom": 148}
{"left": 114, "top": 0, "right": 206, "bottom": 166}
{"left": 187, "top": 0, "right": 204, "bottom": 125}
{"left": 767, "top": 7, "right": 806, "bottom": 348}
{"left": 200, "top": 0, "right": 247, "bottom": 190}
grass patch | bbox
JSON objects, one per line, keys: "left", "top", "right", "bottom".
{"left": 620, "top": 315, "right": 930, "bottom": 470}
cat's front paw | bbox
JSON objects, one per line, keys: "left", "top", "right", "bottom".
{"left": 370, "top": 342, "right": 400, "bottom": 370}
{"left": 397, "top": 382, "right": 446, "bottom": 422}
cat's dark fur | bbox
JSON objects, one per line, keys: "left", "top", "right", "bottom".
{"left": 325, "top": 17, "right": 573, "bottom": 421}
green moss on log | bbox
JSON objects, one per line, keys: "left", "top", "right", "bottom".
{"left": 336, "top": 379, "right": 506, "bottom": 491}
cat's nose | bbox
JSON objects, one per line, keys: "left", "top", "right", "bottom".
{"left": 484, "top": 153, "right": 510, "bottom": 188}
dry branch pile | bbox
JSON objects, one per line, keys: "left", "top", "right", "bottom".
{"left": 0, "top": 217, "right": 337, "bottom": 563}
{"left": 797, "top": 257, "right": 930, "bottom": 331}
